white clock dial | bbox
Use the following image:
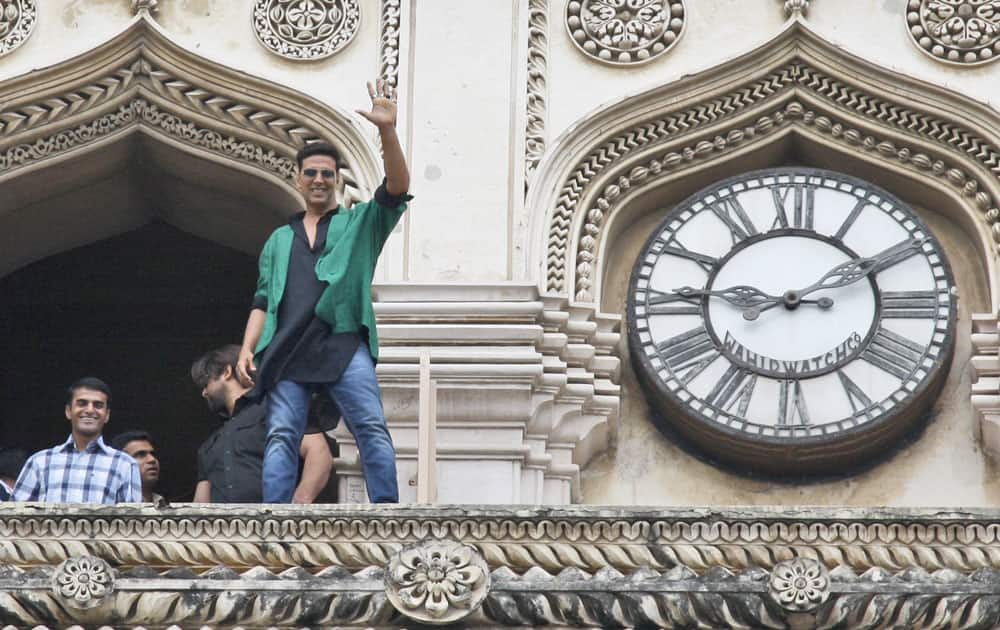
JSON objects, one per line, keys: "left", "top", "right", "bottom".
{"left": 627, "top": 168, "right": 956, "bottom": 474}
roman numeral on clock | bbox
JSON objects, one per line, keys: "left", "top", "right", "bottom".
{"left": 861, "top": 327, "right": 925, "bottom": 380}
{"left": 709, "top": 196, "right": 758, "bottom": 243}
{"left": 837, "top": 370, "right": 874, "bottom": 419}
{"left": 771, "top": 184, "right": 815, "bottom": 230}
{"left": 880, "top": 291, "right": 938, "bottom": 319}
{"left": 656, "top": 236, "right": 719, "bottom": 273}
{"left": 657, "top": 326, "right": 719, "bottom": 384}
{"left": 705, "top": 365, "right": 756, "bottom": 417}
{"left": 834, "top": 198, "right": 868, "bottom": 241}
{"left": 778, "top": 379, "right": 810, "bottom": 425}
{"left": 645, "top": 289, "right": 701, "bottom": 315}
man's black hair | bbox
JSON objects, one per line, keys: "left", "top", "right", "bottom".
{"left": 66, "top": 377, "right": 112, "bottom": 406}
{"left": 110, "top": 430, "right": 155, "bottom": 452}
{"left": 190, "top": 344, "right": 241, "bottom": 390}
{"left": 295, "top": 141, "right": 342, "bottom": 170}
{"left": 0, "top": 448, "right": 27, "bottom": 480}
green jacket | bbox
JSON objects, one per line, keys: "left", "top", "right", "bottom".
{"left": 253, "top": 192, "right": 410, "bottom": 362}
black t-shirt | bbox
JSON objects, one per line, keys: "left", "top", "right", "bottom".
{"left": 250, "top": 210, "right": 362, "bottom": 399}
{"left": 196, "top": 396, "right": 325, "bottom": 503}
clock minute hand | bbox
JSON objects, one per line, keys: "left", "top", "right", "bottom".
{"left": 797, "top": 237, "right": 929, "bottom": 299}
{"left": 675, "top": 285, "right": 780, "bottom": 308}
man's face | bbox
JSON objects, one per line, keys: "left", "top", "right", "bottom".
{"left": 123, "top": 439, "right": 160, "bottom": 489}
{"left": 297, "top": 154, "right": 339, "bottom": 210}
{"left": 65, "top": 387, "right": 110, "bottom": 439}
{"left": 201, "top": 369, "right": 231, "bottom": 416}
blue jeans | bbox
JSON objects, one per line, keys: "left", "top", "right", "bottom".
{"left": 263, "top": 346, "right": 399, "bottom": 503}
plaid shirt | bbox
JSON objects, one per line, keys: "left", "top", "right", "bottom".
{"left": 12, "top": 435, "right": 141, "bottom": 503}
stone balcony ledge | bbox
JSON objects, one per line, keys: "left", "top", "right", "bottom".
{"left": 1, "top": 503, "right": 999, "bottom": 627}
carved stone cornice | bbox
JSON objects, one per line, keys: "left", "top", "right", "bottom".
{"left": 2, "top": 505, "right": 999, "bottom": 575}
{"left": 0, "top": 13, "right": 382, "bottom": 205}
{"left": 529, "top": 22, "right": 1000, "bottom": 305}
{"left": 1, "top": 506, "right": 999, "bottom": 627}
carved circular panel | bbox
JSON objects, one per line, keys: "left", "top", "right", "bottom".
{"left": 906, "top": 0, "right": 1000, "bottom": 65}
{"left": 385, "top": 541, "right": 490, "bottom": 625}
{"left": 253, "top": 0, "right": 360, "bottom": 61}
{"left": 769, "top": 558, "right": 830, "bottom": 612}
{"left": 566, "top": 0, "right": 686, "bottom": 65}
{"left": 51, "top": 556, "right": 115, "bottom": 609}
{"left": 0, "top": 0, "right": 37, "bottom": 57}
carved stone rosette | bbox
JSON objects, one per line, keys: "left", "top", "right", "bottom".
{"left": 385, "top": 541, "right": 490, "bottom": 624}
{"left": 252, "top": 0, "right": 361, "bottom": 61}
{"left": 768, "top": 557, "right": 830, "bottom": 611}
{"left": 51, "top": 556, "right": 115, "bottom": 609}
{"left": 566, "top": 0, "right": 685, "bottom": 65}
{"left": 0, "top": 0, "right": 36, "bottom": 57}
{"left": 906, "top": 0, "right": 1000, "bottom": 65}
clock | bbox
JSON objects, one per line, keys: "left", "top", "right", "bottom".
{"left": 627, "top": 168, "right": 957, "bottom": 474}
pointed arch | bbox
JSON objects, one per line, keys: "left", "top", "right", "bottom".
{"left": 0, "top": 12, "right": 382, "bottom": 206}
{"left": 527, "top": 22, "right": 1000, "bottom": 309}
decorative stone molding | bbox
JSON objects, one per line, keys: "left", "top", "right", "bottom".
{"left": 906, "top": 0, "right": 1000, "bottom": 66}
{"left": 529, "top": 22, "right": 1000, "bottom": 303}
{"left": 379, "top": 0, "right": 401, "bottom": 88}
{"left": 51, "top": 556, "right": 115, "bottom": 609}
{"left": 0, "top": 12, "right": 381, "bottom": 206}
{"left": 565, "top": 0, "right": 685, "bottom": 65}
{"left": 252, "top": 0, "right": 361, "bottom": 61}
{"left": 0, "top": 0, "right": 36, "bottom": 57}
{"left": 385, "top": 541, "right": 490, "bottom": 624}
{"left": 971, "top": 311, "right": 1000, "bottom": 457}
{"left": 1, "top": 506, "right": 1000, "bottom": 627}
{"left": 2, "top": 505, "right": 1000, "bottom": 576}
{"left": 130, "top": 0, "right": 158, "bottom": 15}
{"left": 525, "top": 0, "right": 547, "bottom": 183}
{"left": 784, "top": 0, "right": 810, "bottom": 18}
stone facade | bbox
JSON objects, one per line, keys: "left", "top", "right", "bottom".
{"left": 2, "top": 0, "right": 1000, "bottom": 626}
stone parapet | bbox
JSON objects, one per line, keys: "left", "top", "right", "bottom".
{"left": 1, "top": 504, "right": 999, "bottom": 628}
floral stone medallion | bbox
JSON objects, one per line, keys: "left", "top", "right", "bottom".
{"left": 0, "top": 0, "right": 37, "bottom": 57}
{"left": 51, "top": 556, "right": 115, "bottom": 609}
{"left": 385, "top": 540, "right": 491, "bottom": 625}
{"left": 253, "top": 0, "right": 360, "bottom": 61}
{"left": 906, "top": 0, "right": 1000, "bottom": 65}
{"left": 566, "top": 0, "right": 686, "bottom": 65}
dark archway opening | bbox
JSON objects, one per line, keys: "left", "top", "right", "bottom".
{"left": 0, "top": 222, "right": 257, "bottom": 501}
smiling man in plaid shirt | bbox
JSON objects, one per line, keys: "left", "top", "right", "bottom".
{"left": 13, "top": 377, "right": 142, "bottom": 503}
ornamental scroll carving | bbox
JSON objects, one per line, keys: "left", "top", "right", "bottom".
{"left": 0, "top": 0, "right": 36, "bottom": 57}
{"left": 253, "top": 0, "right": 361, "bottom": 61}
{"left": 906, "top": 0, "right": 1000, "bottom": 65}
{"left": 536, "top": 25, "right": 1000, "bottom": 303}
{"left": 566, "top": 0, "right": 685, "bottom": 65}
{"left": 0, "top": 541, "right": 999, "bottom": 627}
{"left": 0, "top": 15, "right": 381, "bottom": 204}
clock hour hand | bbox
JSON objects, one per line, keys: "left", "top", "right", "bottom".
{"left": 674, "top": 285, "right": 780, "bottom": 308}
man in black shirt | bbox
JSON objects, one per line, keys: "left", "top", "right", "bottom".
{"left": 0, "top": 447, "right": 27, "bottom": 501}
{"left": 190, "top": 345, "right": 333, "bottom": 503}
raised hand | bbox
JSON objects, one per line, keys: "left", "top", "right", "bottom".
{"left": 356, "top": 78, "right": 397, "bottom": 129}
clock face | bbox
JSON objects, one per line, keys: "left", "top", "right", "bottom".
{"left": 627, "top": 168, "right": 957, "bottom": 474}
